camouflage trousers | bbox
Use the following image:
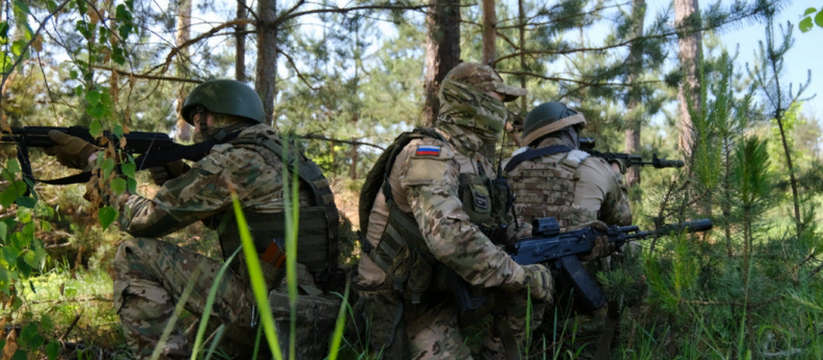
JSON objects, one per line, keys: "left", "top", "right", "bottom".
{"left": 359, "top": 288, "right": 544, "bottom": 360}
{"left": 112, "top": 237, "right": 335, "bottom": 360}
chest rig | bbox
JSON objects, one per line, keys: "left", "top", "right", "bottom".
{"left": 359, "top": 129, "right": 513, "bottom": 304}
{"left": 505, "top": 145, "right": 596, "bottom": 231}
{"left": 214, "top": 132, "right": 340, "bottom": 291}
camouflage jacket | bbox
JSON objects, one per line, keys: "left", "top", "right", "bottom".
{"left": 106, "top": 123, "right": 312, "bottom": 238}
{"left": 356, "top": 126, "right": 528, "bottom": 292}
{"left": 503, "top": 137, "right": 632, "bottom": 231}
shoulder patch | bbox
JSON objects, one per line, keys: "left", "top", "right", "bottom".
{"left": 416, "top": 145, "right": 442, "bottom": 156}
{"left": 404, "top": 141, "right": 454, "bottom": 185}
{"left": 561, "top": 149, "right": 591, "bottom": 168}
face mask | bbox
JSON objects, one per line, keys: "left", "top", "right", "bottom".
{"left": 438, "top": 80, "right": 507, "bottom": 142}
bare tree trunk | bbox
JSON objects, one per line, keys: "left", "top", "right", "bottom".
{"left": 175, "top": 0, "right": 193, "bottom": 141}
{"left": 256, "top": 0, "right": 277, "bottom": 126}
{"left": 675, "top": 0, "right": 701, "bottom": 158}
{"left": 624, "top": 0, "right": 645, "bottom": 187}
{"left": 423, "top": 0, "right": 461, "bottom": 127}
{"left": 481, "top": 0, "right": 496, "bottom": 66}
{"left": 235, "top": 0, "right": 247, "bottom": 82}
{"left": 349, "top": 144, "right": 358, "bottom": 180}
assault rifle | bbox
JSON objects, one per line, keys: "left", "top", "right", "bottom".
{"left": 510, "top": 217, "right": 712, "bottom": 310}
{"left": 450, "top": 217, "right": 712, "bottom": 313}
{"left": 1, "top": 126, "right": 227, "bottom": 185}
{"left": 579, "top": 137, "right": 684, "bottom": 169}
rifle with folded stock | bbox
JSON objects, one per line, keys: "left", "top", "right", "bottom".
{"left": 450, "top": 217, "right": 712, "bottom": 312}
{"left": 509, "top": 217, "right": 712, "bottom": 310}
{"left": 1, "top": 126, "right": 228, "bottom": 185}
{"left": 579, "top": 137, "right": 684, "bottom": 169}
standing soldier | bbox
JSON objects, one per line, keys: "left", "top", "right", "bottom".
{"left": 353, "top": 62, "right": 554, "bottom": 360}
{"left": 44, "top": 79, "right": 341, "bottom": 360}
{"left": 502, "top": 101, "right": 634, "bottom": 358}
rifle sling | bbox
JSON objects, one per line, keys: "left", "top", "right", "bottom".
{"left": 503, "top": 145, "right": 573, "bottom": 172}
{"left": 31, "top": 131, "right": 242, "bottom": 185}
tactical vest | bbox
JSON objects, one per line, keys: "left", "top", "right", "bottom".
{"left": 215, "top": 133, "right": 340, "bottom": 291}
{"left": 359, "top": 129, "right": 512, "bottom": 304}
{"left": 505, "top": 146, "right": 597, "bottom": 231}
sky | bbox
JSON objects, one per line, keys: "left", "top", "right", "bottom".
{"left": 641, "top": 0, "right": 821, "bottom": 117}
{"left": 182, "top": 0, "right": 822, "bottom": 120}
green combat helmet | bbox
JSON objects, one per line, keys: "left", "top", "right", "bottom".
{"left": 522, "top": 102, "right": 587, "bottom": 146}
{"left": 181, "top": 79, "right": 266, "bottom": 125}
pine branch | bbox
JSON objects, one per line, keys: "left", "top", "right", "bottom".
{"left": 497, "top": 70, "right": 663, "bottom": 87}
{"left": 151, "top": 18, "right": 256, "bottom": 74}
{"left": 92, "top": 66, "right": 204, "bottom": 84}
{"left": 496, "top": 2, "right": 631, "bottom": 30}
{"left": 298, "top": 134, "right": 385, "bottom": 150}
{"left": 277, "top": 49, "right": 317, "bottom": 91}
{"left": 494, "top": 12, "right": 763, "bottom": 66}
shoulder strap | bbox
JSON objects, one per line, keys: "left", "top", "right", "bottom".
{"left": 503, "top": 145, "right": 573, "bottom": 173}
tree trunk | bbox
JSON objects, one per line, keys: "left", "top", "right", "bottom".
{"left": 674, "top": 0, "right": 701, "bottom": 158}
{"left": 175, "top": 0, "right": 193, "bottom": 141}
{"left": 256, "top": 0, "right": 277, "bottom": 126}
{"left": 624, "top": 0, "right": 645, "bottom": 187}
{"left": 235, "top": 0, "right": 247, "bottom": 82}
{"left": 481, "top": 0, "right": 496, "bottom": 66}
{"left": 422, "top": 0, "right": 461, "bottom": 127}
{"left": 349, "top": 143, "right": 358, "bottom": 180}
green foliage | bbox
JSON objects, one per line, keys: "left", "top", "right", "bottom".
{"left": 800, "top": 7, "right": 823, "bottom": 33}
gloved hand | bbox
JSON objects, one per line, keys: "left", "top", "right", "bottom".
{"left": 610, "top": 159, "right": 627, "bottom": 174}
{"left": 44, "top": 130, "right": 99, "bottom": 170}
{"left": 522, "top": 264, "right": 554, "bottom": 304}
{"left": 572, "top": 220, "right": 616, "bottom": 261}
{"left": 147, "top": 160, "right": 190, "bottom": 186}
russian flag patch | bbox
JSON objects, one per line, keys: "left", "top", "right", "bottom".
{"left": 416, "top": 145, "right": 441, "bottom": 156}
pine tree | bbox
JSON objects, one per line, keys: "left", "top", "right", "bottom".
{"left": 423, "top": 0, "right": 460, "bottom": 126}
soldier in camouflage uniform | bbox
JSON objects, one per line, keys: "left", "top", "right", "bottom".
{"left": 502, "top": 101, "right": 634, "bottom": 358}
{"left": 353, "top": 63, "right": 554, "bottom": 360}
{"left": 503, "top": 102, "right": 632, "bottom": 230}
{"left": 44, "top": 80, "right": 341, "bottom": 360}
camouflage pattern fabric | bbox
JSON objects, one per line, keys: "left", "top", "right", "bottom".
{"left": 100, "top": 123, "right": 333, "bottom": 359}
{"left": 504, "top": 137, "right": 633, "bottom": 231}
{"left": 112, "top": 237, "right": 254, "bottom": 360}
{"left": 503, "top": 137, "right": 634, "bottom": 358}
{"left": 107, "top": 123, "right": 313, "bottom": 238}
{"left": 355, "top": 63, "right": 547, "bottom": 360}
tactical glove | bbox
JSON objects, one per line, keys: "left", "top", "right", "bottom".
{"left": 573, "top": 220, "right": 616, "bottom": 261}
{"left": 522, "top": 264, "right": 554, "bottom": 304}
{"left": 610, "top": 159, "right": 627, "bottom": 174}
{"left": 148, "top": 160, "right": 190, "bottom": 186}
{"left": 44, "top": 130, "right": 99, "bottom": 170}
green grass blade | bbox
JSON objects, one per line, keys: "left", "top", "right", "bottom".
{"left": 203, "top": 324, "right": 225, "bottom": 360}
{"left": 282, "top": 138, "right": 300, "bottom": 360}
{"left": 326, "top": 281, "right": 351, "bottom": 360}
{"left": 231, "top": 192, "right": 284, "bottom": 360}
{"left": 148, "top": 262, "right": 203, "bottom": 360}
{"left": 251, "top": 322, "right": 264, "bottom": 360}
{"left": 189, "top": 247, "right": 243, "bottom": 360}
